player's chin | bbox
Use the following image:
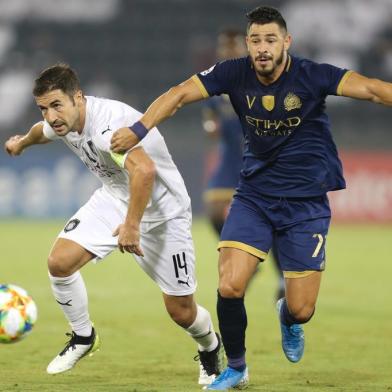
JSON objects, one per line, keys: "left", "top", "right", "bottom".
{"left": 54, "top": 127, "right": 69, "bottom": 136}
{"left": 256, "top": 65, "right": 274, "bottom": 76}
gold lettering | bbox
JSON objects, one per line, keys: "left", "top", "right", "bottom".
{"left": 287, "top": 117, "right": 301, "bottom": 127}
{"left": 246, "top": 95, "right": 256, "bottom": 110}
{"left": 246, "top": 115, "right": 256, "bottom": 126}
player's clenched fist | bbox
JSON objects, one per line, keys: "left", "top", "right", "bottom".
{"left": 4, "top": 135, "right": 25, "bottom": 156}
{"left": 110, "top": 127, "right": 139, "bottom": 153}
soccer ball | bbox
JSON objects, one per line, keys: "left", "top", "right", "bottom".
{"left": 0, "top": 284, "right": 37, "bottom": 343}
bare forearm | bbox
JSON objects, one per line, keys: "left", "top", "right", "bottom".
{"left": 110, "top": 78, "right": 204, "bottom": 153}
{"left": 125, "top": 166, "right": 155, "bottom": 226}
{"left": 140, "top": 87, "right": 189, "bottom": 129}
{"left": 342, "top": 72, "right": 392, "bottom": 106}
{"left": 5, "top": 121, "right": 51, "bottom": 156}
{"left": 21, "top": 122, "right": 51, "bottom": 148}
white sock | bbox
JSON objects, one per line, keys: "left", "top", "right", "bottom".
{"left": 49, "top": 271, "right": 92, "bottom": 337}
{"left": 186, "top": 305, "right": 218, "bottom": 352}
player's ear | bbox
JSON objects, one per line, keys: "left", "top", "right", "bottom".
{"left": 245, "top": 35, "right": 251, "bottom": 53}
{"left": 284, "top": 33, "right": 292, "bottom": 51}
{"left": 74, "top": 90, "right": 84, "bottom": 105}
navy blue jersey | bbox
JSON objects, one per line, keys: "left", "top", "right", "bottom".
{"left": 192, "top": 55, "right": 352, "bottom": 198}
{"left": 204, "top": 96, "right": 243, "bottom": 190}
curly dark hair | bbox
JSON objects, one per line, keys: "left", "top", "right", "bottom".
{"left": 33, "top": 63, "right": 81, "bottom": 98}
{"left": 246, "top": 6, "right": 287, "bottom": 33}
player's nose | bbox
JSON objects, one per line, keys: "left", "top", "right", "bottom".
{"left": 45, "top": 108, "right": 57, "bottom": 124}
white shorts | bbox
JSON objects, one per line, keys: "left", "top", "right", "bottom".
{"left": 58, "top": 188, "right": 197, "bottom": 296}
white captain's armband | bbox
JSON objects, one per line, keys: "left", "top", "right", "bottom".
{"left": 110, "top": 151, "right": 127, "bottom": 168}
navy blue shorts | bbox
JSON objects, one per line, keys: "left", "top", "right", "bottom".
{"left": 218, "top": 191, "right": 331, "bottom": 277}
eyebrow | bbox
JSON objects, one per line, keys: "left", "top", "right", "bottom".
{"left": 38, "top": 99, "right": 61, "bottom": 109}
{"left": 250, "top": 33, "right": 278, "bottom": 38}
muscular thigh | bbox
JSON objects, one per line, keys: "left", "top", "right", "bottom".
{"left": 218, "top": 247, "right": 260, "bottom": 297}
{"left": 48, "top": 238, "right": 95, "bottom": 276}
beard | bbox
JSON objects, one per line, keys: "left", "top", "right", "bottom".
{"left": 253, "top": 49, "right": 285, "bottom": 77}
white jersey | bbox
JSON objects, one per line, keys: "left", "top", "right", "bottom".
{"left": 43, "top": 96, "right": 190, "bottom": 223}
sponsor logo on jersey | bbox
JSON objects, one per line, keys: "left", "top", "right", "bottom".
{"left": 245, "top": 115, "right": 301, "bottom": 137}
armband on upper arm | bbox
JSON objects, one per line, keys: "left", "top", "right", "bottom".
{"left": 110, "top": 151, "right": 127, "bottom": 168}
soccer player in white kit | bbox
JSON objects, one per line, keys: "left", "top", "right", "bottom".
{"left": 4, "top": 64, "right": 223, "bottom": 386}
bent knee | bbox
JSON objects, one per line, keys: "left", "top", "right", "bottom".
{"left": 288, "top": 303, "right": 315, "bottom": 323}
{"left": 167, "top": 305, "right": 194, "bottom": 327}
{"left": 218, "top": 282, "right": 245, "bottom": 298}
{"left": 48, "top": 253, "right": 73, "bottom": 277}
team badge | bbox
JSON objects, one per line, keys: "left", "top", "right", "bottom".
{"left": 64, "top": 219, "right": 80, "bottom": 233}
{"left": 284, "top": 93, "right": 302, "bottom": 111}
{"left": 262, "top": 95, "right": 275, "bottom": 111}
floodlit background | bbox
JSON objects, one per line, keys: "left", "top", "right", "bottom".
{"left": 0, "top": 0, "right": 392, "bottom": 218}
{"left": 0, "top": 1, "right": 391, "bottom": 391}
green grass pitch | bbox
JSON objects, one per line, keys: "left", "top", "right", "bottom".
{"left": 0, "top": 219, "right": 391, "bottom": 391}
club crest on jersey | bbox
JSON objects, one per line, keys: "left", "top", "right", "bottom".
{"left": 200, "top": 65, "right": 216, "bottom": 76}
{"left": 262, "top": 95, "right": 275, "bottom": 111}
{"left": 284, "top": 92, "right": 302, "bottom": 111}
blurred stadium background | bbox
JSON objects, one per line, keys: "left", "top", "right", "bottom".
{"left": 0, "top": 1, "right": 391, "bottom": 391}
{"left": 0, "top": 0, "right": 392, "bottom": 219}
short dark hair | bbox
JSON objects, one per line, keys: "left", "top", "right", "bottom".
{"left": 246, "top": 6, "right": 287, "bottom": 33}
{"left": 33, "top": 63, "right": 81, "bottom": 97}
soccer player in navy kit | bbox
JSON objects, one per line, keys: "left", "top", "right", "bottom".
{"left": 111, "top": 6, "right": 392, "bottom": 390}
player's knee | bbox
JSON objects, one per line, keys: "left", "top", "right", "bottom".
{"left": 167, "top": 305, "right": 194, "bottom": 328}
{"left": 47, "top": 253, "right": 73, "bottom": 277}
{"left": 288, "top": 303, "right": 315, "bottom": 324}
{"left": 164, "top": 297, "right": 195, "bottom": 328}
{"left": 218, "top": 281, "right": 245, "bottom": 298}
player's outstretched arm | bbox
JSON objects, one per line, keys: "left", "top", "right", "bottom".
{"left": 341, "top": 72, "right": 392, "bottom": 106}
{"left": 110, "top": 77, "right": 205, "bottom": 153}
{"left": 112, "top": 147, "right": 156, "bottom": 256}
{"left": 4, "top": 122, "right": 51, "bottom": 156}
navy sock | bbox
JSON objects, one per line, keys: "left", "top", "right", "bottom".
{"left": 228, "top": 356, "right": 246, "bottom": 372}
{"left": 217, "top": 291, "right": 247, "bottom": 370}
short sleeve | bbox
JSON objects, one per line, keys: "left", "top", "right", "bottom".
{"left": 306, "top": 62, "right": 352, "bottom": 97}
{"left": 192, "top": 59, "right": 241, "bottom": 97}
{"left": 42, "top": 121, "right": 60, "bottom": 140}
